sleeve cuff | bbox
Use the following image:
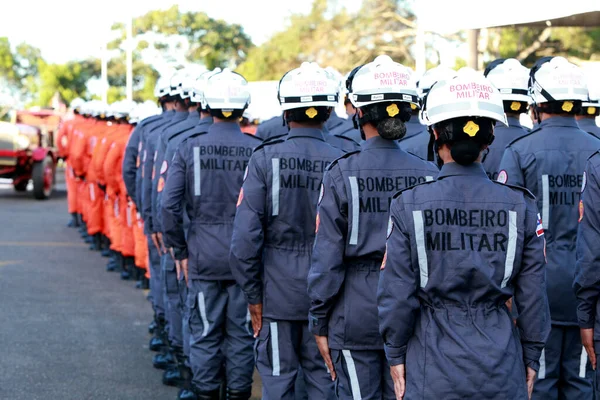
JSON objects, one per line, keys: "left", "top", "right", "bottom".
{"left": 309, "top": 314, "right": 328, "bottom": 336}
{"left": 579, "top": 321, "right": 595, "bottom": 329}
{"left": 384, "top": 344, "right": 406, "bottom": 366}
{"left": 526, "top": 360, "right": 540, "bottom": 372}
{"left": 173, "top": 247, "right": 188, "bottom": 260}
{"left": 245, "top": 291, "right": 262, "bottom": 305}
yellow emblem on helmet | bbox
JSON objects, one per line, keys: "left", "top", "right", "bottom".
{"left": 410, "top": 103, "right": 417, "bottom": 110}
{"left": 222, "top": 111, "right": 233, "bottom": 118}
{"left": 463, "top": 121, "right": 480, "bottom": 137}
{"left": 510, "top": 101, "right": 521, "bottom": 111}
{"left": 562, "top": 101, "right": 574, "bottom": 112}
{"left": 386, "top": 104, "right": 400, "bottom": 117}
{"left": 588, "top": 107, "right": 597, "bottom": 115}
{"left": 305, "top": 107, "right": 318, "bottom": 119}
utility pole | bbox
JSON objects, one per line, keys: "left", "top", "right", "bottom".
{"left": 126, "top": 16, "right": 133, "bottom": 102}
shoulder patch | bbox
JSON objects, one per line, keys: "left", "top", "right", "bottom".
{"left": 493, "top": 181, "right": 535, "bottom": 199}
{"left": 253, "top": 138, "right": 286, "bottom": 152}
{"left": 244, "top": 132, "right": 263, "bottom": 142}
{"left": 392, "top": 178, "right": 437, "bottom": 199}
{"left": 326, "top": 150, "right": 361, "bottom": 171}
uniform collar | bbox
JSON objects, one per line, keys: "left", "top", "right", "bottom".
{"left": 361, "top": 136, "right": 401, "bottom": 150}
{"left": 287, "top": 127, "right": 325, "bottom": 141}
{"left": 578, "top": 118, "right": 599, "bottom": 129}
{"left": 163, "top": 110, "right": 176, "bottom": 117}
{"left": 437, "top": 162, "right": 488, "bottom": 180}
{"left": 173, "top": 111, "right": 189, "bottom": 121}
{"left": 208, "top": 121, "right": 241, "bottom": 135}
{"left": 506, "top": 116, "right": 522, "bottom": 128}
{"left": 539, "top": 115, "right": 579, "bottom": 129}
{"left": 187, "top": 112, "right": 200, "bottom": 121}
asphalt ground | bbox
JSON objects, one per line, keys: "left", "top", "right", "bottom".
{"left": 0, "top": 173, "right": 180, "bottom": 400}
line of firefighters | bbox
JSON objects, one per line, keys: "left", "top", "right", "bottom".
{"left": 54, "top": 54, "right": 600, "bottom": 400}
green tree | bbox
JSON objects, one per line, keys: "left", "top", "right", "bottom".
{"left": 35, "top": 59, "right": 100, "bottom": 106}
{"left": 110, "top": 5, "right": 253, "bottom": 70}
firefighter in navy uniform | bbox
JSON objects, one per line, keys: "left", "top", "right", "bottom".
{"left": 162, "top": 69, "right": 261, "bottom": 400}
{"left": 155, "top": 70, "right": 217, "bottom": 400}
{"left": 307, "top": 55, "right": 438, "bottom": 400}
{"left": 230, "top": 62, "right": 344, "bottom": 400}
{"left": 379, "top": 69, "right": 550, "bottom": 400}
{"left": 482, "top": 58, "right": 530, "bottom": 180}
{"left": 576, "top": 72, "right": 600, "bottom": 138}
{"left": 498, "top": 56, "right": 600, "bottom": 400}
{"left": 574, "top": 150, "right": 600, "bottom": 395}
{"left": 398, "top": 65, "right": 456, "bottom": 160}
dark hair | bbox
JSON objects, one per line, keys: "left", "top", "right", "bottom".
{"left": 358, "top": 101, "right": 412, "bottom": 140}
{"left": 433, "top": 117, "right": 495, "bottom": 165}
{"left": 284, "top": 106, "right": 331, "bottom": 124}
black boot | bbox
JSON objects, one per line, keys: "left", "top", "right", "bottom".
{"left": 163, "top": 346, "right": 185, "bottom": 387}
{"left": 149, "top": 316, "right": 167, "bottom": 352}
{"left": 153, "top": 350, "right": 175, "bottom": 370}
{"left": 120, "top": 256, "right": 133, "bottom": 280}
{"left": 67, "top": 213, "right": 79, "bottom": 228}
{"left": 177, "top": 363, "right": 196, "bottom": 400}
{"left": 101, "top": 235, "right": 111, "bottom": 257}
{"left": 141, "top": 277, "right": 150, "bottom": 290}
{"left": 89, "top": 234, "right": 101, "bottom": 251}
{"left": 193, "top": 388, "right": 220, "bottom": 400}
{"left": 227, "top": 388, "right": 252, "bottom": 400}
{"left": 106, "top": 251, "right": 117, "bottom": 271}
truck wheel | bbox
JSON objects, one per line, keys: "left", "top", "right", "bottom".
{"left": 33, "top": 156, "right": 54, "bottom": 200}
{"left": 13, "top": 180, "right": 28, "bottom": 192}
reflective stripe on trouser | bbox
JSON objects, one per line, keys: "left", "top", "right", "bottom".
{"left": 187, "top": 279, "right": 254, "bottom": 392}
{"left": 532, "top": 325, "right": 593, "bottom": 400}
{"left": 147, "top": 236, "right": 164, "bottom": 317}
{"left": 162, "top": 254, "right": 183, "bottom": 348}
{"left": 331, "top": 349, "right": 394, "bottom": 400}
{"left": 256, "top": 319, "right": 335, "bottom": 400}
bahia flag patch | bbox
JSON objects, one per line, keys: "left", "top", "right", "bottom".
{"left": 536, "top": 213, "right": 544, "bottom": 237}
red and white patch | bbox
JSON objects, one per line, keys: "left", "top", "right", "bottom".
{"left": 386, "top": 217, "right": 394, "bottom": 239}
{"left": 160, "top": 160, "right": 168, "bottom": 175}
{"left": 497, "top": 170, "right": 508, "bottom": 184}
{"left": 536, "top": 213, "right": 544, "bottom": 237}
{"left": 315, "top": 212, "right": 321, "bottom": 233}
{"left": 237, "top": 188, "right": 244, "bottom": 207}
{"left": 318, "top": 183, "right": 324, "bottom": 205}
{"left": 157, "top": 177, "right": 165, "bottom": 193}
{"left": 381, "top": 247, "right": 388, "bottom": 270}
{"left": 579, "top": 200, "right": 585, "bottom": 223}
{"left": 581, "top": 171, "right": 587, "bottom": 193}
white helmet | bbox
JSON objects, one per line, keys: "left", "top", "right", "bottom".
{"left": 170, "top": 72, "right": 186, "bottom": 97}
{"left": 154, "top": 75, "right": 171, "bottom": 98}
{"left": 529, "top": 56, "right": 587, "bottom": 104}
{"left": 203, "top": 68, "right": 250, "bottom": 111}
{"left": 583, "top": 66, "right": 600, "bottom": 110}
{"left": 278, "top": 62, "right": 339, "bottom": 111}
{"left": 417, "top": 66, "right": 457, "bottom": 99}
{"left": 191, "top": 68, "right": 222, "bottom": 107}
{"left": 484, "top": 58, "right": 530, "bottom": 104}
{"left": 423, "top": 69, "right": 507, "bottom": 126}
{"left": 349, "top": 55, "right": 418, "bottom": 108}
{"left": 70, "top": 97, "right": 85, "bottom": 111}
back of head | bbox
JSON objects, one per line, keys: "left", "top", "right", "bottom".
{"left": 529, "top": 56, "right": 587, "bottom": 117}
{"left": 203, "top": 68, "right": 250, "bottom": 121}
{"left": 278, "top": 62, "right": 339, "bottom": 126}
{"left": 348, "top": 54, "right": 419, "bottom": 140}
{"left": 424, "top": 69, "right": 506, "bottom": 165}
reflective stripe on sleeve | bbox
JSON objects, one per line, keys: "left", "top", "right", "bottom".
{"left": 580, "top": 346, "right": 588, "bottom": 378}
{"left": 349, "top": 176, "right": 359, "bottom": 245}
{"left": 501, "top": 211, "right": 517, "bottom": 288}
{"left": 271, "top": 159, "right": 280, "bottom": 216}
{"left": 413, "top": 210, "right": 428, "bottom": 288}
{"left": 538, "top": 349, "right": 546, "bottom": 379}
{"left": 542, "top": 174, "right": 549, "bottom": 231}
{"left": 193, "top": 147, "right": 201, "bottom": 196}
